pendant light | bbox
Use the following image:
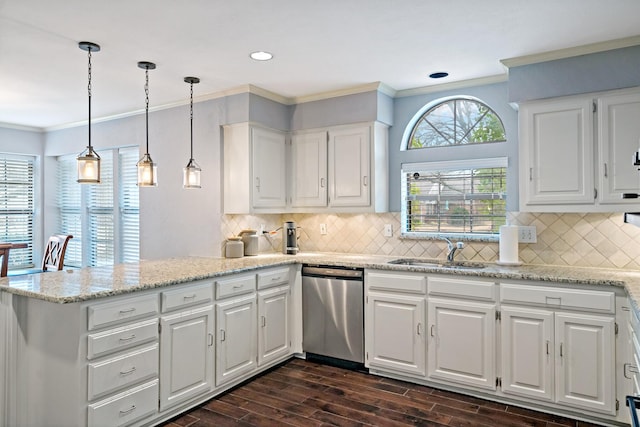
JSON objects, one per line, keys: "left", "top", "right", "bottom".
{"left": 183, "top": 77, "right": 201, "bottom": 189}
{"left": 136, "top": 61, "right": 157, "bottom": 187}
{"left": 77, "top": 41, "right": 101, "bottom": 184}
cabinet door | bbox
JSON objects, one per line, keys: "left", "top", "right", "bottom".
{"left": 251, "top": 127, "right": 287, "bottom": 209}
{"left": 427, "top": 298, "right": 496, "bottom": 390}
{"left": 328, "top": 125, "right": 371, "bottom": 207}
{"left": 598, "top": 91, "right": 640, "bottom": 203}
{"left": 520, "top": 97, "right": 594, "bottom": 206}
{"left": 555, "top": 312, "right": 616, "bottom": 415}
{"left": 291, "top": 132, "right": 327, "bottom": 207}
{"left": 365, "top": 292, "right": 425, "bottom": 376}
{"left": 501, "top": 306, "right": 554, "bottom": 402}
{"left": 216, "top": 294, "right": 257, "bottom": 386}
{"left": 159, "top": 305, "right": 214, "bottom": 411}
{"left": 257, "top": 286, "right": 291, "bottom": 366}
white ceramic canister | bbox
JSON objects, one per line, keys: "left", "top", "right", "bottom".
{"left": 239, "top": 229, "right": 259, "bottom": 256}
{"left": 225, "top": 237, "right": 244, "bottom": 258}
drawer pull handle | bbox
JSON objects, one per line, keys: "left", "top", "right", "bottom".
{"left": 119, "top": 405, "right": 136, "bottom": 415}
{"left": 183, "top": 294, "right": 197, "bottom": 300}
{"left": 119, "top": 334, "right": 136, "bottom": 342}
{"left": 119, "top": 308, "right": 136, "bottom": 314}
{"left": 232, "top": 285, "right": 243, "bottom": 289}
{"left": 271, "top": 276, "right": 281, "bottom": 281}
{"left": 120, "top": 367, "right": 137, "bottom": 376}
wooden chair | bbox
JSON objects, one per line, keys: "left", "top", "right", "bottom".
{"left": 0, "top": 243, "right": 13, "bottom": 277}
{"left": 42, "top": 235, "right": 73, "bottom": 271}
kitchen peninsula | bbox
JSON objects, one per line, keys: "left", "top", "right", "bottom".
{"left": 2, "top": 253, "right": 640, "bottom": 426}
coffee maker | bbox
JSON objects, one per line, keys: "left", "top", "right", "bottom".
{"left": 283, "top": 221, "right": 299, "bottom": 254}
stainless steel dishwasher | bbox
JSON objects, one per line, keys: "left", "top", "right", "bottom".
{"left": 302, "top": 264, "right": 364, "bottom": 365}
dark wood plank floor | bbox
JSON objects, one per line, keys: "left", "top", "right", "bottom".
{"left": 161, "top": 358, "right": 605, "bottom": 427}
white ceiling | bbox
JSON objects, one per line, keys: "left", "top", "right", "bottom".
{"left": 1, "top": 0, "right": 640, "bottom": 130}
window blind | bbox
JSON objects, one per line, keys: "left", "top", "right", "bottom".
{"left": 88, "top": 151, "right": 114, "bottom": 266}
{"left": 57, "top": 147, "right": 139, "bottom": 267}
{"left": 402, "top": 158, "right": 507, "bottom": 237}
{"left": 119, "top": 147, "right": 139, "bottom": 263}
{"left": 0, "top": 154, "right": 35, "bottom": 269}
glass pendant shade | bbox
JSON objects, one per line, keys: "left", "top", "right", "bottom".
{"left": 77, "top": 146, "right": 101, "bottom": 183}
{"left": 183, "top": 159, "right": 201, "bottom": 189}
{"left": 137, "top": 153, "right": 157, "bottom": 187}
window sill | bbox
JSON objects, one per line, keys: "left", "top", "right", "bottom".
{"left": 399, "top": 232, "right": 499, "bottom": 243}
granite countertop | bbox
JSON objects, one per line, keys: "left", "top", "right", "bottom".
{"left": 1, "top": 252, "right": 640, "bottom": 309}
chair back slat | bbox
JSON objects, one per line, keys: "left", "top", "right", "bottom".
{"left": 42, "top": 235, "right": 73, "bottom": 271}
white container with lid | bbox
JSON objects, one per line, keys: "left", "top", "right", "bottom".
{"left": 225, "top": 237, "right": 244, "bottom": 258}
{"left": 239, "top": 229, "right": 259, "bottom": 256}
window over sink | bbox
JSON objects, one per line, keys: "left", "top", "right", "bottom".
{"left": 401, "top": 95, "right": 509, "bottom": 240}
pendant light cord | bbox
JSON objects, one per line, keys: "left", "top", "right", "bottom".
{"left": 144, "top": 66, "right": 150, "bottom": 155}
{"left": 87, "top": 47, "right": 93, "bottom": 149}
{"left": 189, "top": 82, "right": 194, "bottom": 161}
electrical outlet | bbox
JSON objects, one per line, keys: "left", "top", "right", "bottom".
{"left": 518, "top": 225, "right": 537, "bottom": 243}
{"left": 259, "top": 224, "right": 265, "bottom": 235}
{"left": 320, "top": 224, "right": 327, "bottom": 235}
{"left": 384, "top": 224, "right": 393, "bottom": 237}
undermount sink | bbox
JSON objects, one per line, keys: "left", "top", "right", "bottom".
{"left": 387, "top": 258, "right": 485, "bottom": 270}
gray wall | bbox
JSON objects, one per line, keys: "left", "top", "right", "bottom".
{"left": 389, "top": 82, "right": 518, "bottom": 212}
{"left": 508, "top": 45, "right": 640, "bottom": 103}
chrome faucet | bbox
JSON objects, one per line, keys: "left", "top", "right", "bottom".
{"left": 443, "top": 237, "right": 464, "bottom": 262}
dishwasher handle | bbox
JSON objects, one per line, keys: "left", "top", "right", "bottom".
{"left": 302, "top": 265, "right": 363, "bottom": 280}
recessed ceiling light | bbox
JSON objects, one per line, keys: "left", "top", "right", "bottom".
{"left": 250, "top": 51, "right": 273, "bottom": 61}
{"left": 429, "top": 72, "right": 449, "bottom": 79}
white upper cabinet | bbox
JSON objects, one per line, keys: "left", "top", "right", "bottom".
{"left": 519, "top": 96, "right": 594, "bottom": 208}
{"left": 223, "top": 123, "right": 287, "bottom": 214}
{"left": 291, "top": 122, "right": 389, "bottom": 213}
{"left": 290, "top": 131, "right": 328, "bottom": 208}
{"left": 597, "top": 90, "right": 640, "bottom": 203}
{"left": 328, "top": 125, "right": 371, "bottom": 207}
{"left": 519, "top": 87, "right": 640, "bottom": 212}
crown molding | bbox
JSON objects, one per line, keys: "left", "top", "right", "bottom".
{"left": 500, "top": 35, "right": 640, "bottom": 68}
{"left": 395, "top": 74, "right": 508, "bottom": 98}
{"left": 292, "top": 82, "right": 395, "bottom": 104}
{"left": 0, "top": 122, "right": 44, "bottom": 132}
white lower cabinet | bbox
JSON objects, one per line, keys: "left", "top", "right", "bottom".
{"left": 501, "top": 306, "right": 554, "bottom": 401}
{"left": 427, "top": 298, "right": 496, "bottom": 390}
{"left": 555, "top": 312, "right": 615, "bottom": 414}
{"left": 159, "top": 305, "right": 214, "bottom": 411}
{"left": 257, "top": 285, "right": 291, "bottom": 366}
{"left": 88, "top": 380, "right": 159, "bottom": 427}
{"left": 500, "top": 283, "right": 617, "bottom": 416}
{"left": 216, "top": 294, "right": 258, "bottom": 386}
{"left": 365, "top": 271, "right": 427, "bottom": 376}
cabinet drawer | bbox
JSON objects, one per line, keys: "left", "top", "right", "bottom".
{"left": 88, "top": 380, "right": 158, "bottom": 427}
{"left": 88, "top": 294, "right": 158, "bottom": 331}
{"left": 88, "top": 319, "right": 158, "bottom": 360}
{"left": 500, "top": 283, "right": 615, "bottom": 313}
{"left": 216, "top": 274, "right": 256, "bottom": 299}
{"left": 88, "top": 344, "right": 159, "bottom": 400}
{"left": 161, "top": 282, "right": 213, "bottom": 312}
{"left": 257, "top": 267, "right": 290, "bottom": 289}
{"left": 428, "top": 277, "right": 496, "bottom": 301}
{"left": 366, "top": 271, "right": 426, "bottom": 294}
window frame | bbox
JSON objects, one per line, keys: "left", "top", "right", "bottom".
{"left": 57, "top": 146, "right": 139, "bottom": 268}
{"left": 401, "top": 157, "right": 508, "bottom": 242}
{"left": 401, "top": 95, "right": 506, "bottom": 151}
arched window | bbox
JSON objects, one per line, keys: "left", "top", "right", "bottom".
{"left": 407, "top": 97, "right": 506, "bottom": 149}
